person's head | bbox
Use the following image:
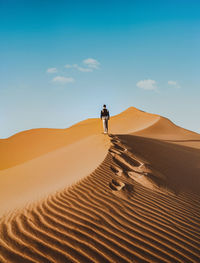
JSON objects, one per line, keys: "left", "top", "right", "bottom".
{"left": 103, "top": 104, "right": 106, "bottom": 109}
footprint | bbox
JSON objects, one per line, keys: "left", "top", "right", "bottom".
{"left": 111, "top": 142, "right": 126, "bottom": 152}
{"left": 110, "top": 164, "right": 125, "bottom": 177}
{"left": 109, "top": 179, "right": 134, "bottom": 199}
{"left": 109, "top": 148, "right": 122, "bottom": 155}
{"left": 110, "top": 139, "right": 121, "bottom": 144}
{"left": 112, "top": 156, "right": 131, "bottom": 172}
{"left": 109, "top": 179, "right": 125, "bottom": 191}
{"left": 138, "top": 163, "right": 152, "bottom": 174}
{"left": 128, "top": 171, "right": 143, "bottom": 180}
{"left": 112, "top": 154, "right": 141, "bottom": 173}
{"left": 110, "top": 165, "right": 122, "bottom": 173}
{"left": 113, "top": 136, "right": 126, "bottom": 144}
{"left": 126, "top": 163, "right": 152, "bottom": 175}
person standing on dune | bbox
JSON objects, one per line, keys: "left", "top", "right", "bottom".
{"left": 100, "top": 104, "right": 110, "bottom": 134}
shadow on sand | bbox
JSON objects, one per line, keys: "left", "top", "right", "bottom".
{"left": 115, "top": 134, "right": 200, "bottom": 194}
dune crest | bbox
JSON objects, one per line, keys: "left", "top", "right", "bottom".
{"left": 0, "top": 107, "right": 158, "bottom": 171}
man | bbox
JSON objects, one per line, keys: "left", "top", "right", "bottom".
{"left": 100, "top": 104, "right": 110, "bottom": 134}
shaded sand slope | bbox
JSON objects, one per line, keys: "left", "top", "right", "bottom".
{"left": 0, "top": 107, "right": 200, "bottom": 262}
{"left": 115, "top": 135, "right": 200, "bottom": 194}
{"left": 134, "top": 115, "right": 200, "bottom": 149}
{"left": 0, "top": 136, "right": 200, "bottom": 262}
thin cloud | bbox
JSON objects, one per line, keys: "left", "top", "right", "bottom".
{"left": 168, "top": 80, "right": 180, "bottom": 88}
{"left": 46, "top": 67, "right": 57, "bottom": 73}
{"left": 136, "top": 79, "right": 158, "bottom": 90}
{"left": 76, "top": 66, "right": 93, "bottom": 72}
{"left": 83, "top": 58, "right": 100, "bottom": 69}
{"left": 65, "top": 59, "right": 100, "bottom": 72}
{"left": 64, "top": 63, "right": 93, "bottom": 72}
{"left": 65, "top": 58, "right": 100, "bottom": 72}
{"left": 52, "top": 76, "right": 74, "bottom": 84}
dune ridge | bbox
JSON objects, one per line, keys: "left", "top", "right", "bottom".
{"left": 0, "top": 107, "right": 159, "bottom": 172}
{"left": 0, "top": 107, "right": 200, "bottom": 262}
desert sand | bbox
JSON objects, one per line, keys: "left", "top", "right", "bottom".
{"left": 0, "top": 107, "right": 200, "bottom": 262}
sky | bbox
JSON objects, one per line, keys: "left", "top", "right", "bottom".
{"left": 0, "top": 0, "right": 200, "bottom": 138}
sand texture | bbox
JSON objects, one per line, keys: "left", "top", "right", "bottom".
{"left": 0, "top": 107, "right": 200, "bottom": 262}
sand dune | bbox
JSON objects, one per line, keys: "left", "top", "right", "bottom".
{"left": 0, "top": 107, "right": 200, "bottom": 262}
{"left": 0, "top": 107, "right": 158, "bottom": 171}
{"left": 0, "top": 107, "right": 158, "bottom": 215}
{"left": 134, "top": 115, "right": 200, "bottom": 149}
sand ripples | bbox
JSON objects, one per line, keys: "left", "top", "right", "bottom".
{"left": 0, "top": 136, "right": 200, "bottom": 262}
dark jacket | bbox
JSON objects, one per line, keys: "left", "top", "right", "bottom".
{"left": 101, "top": 109, "right": 110, "bottom": 119}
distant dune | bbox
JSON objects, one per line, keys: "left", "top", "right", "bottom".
{"left": 0, "top": 107, "right": 200, "bottom": 262}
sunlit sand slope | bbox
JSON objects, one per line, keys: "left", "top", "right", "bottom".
{"left": 0, "top": 135, "right": 110, "bottom": 215}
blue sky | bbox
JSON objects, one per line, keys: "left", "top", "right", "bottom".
{"left": 0, "top": 0, "right": 200, "bottom": 138}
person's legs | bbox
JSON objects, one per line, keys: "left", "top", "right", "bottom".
{"left": 102, "top": 118, "right": 107, "bottom": 133}
{"left": 105, "top": 118, "right": 108, "bottom": 133}
{"left": 102, "top": 116, "right": 109, "bottom": 133}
